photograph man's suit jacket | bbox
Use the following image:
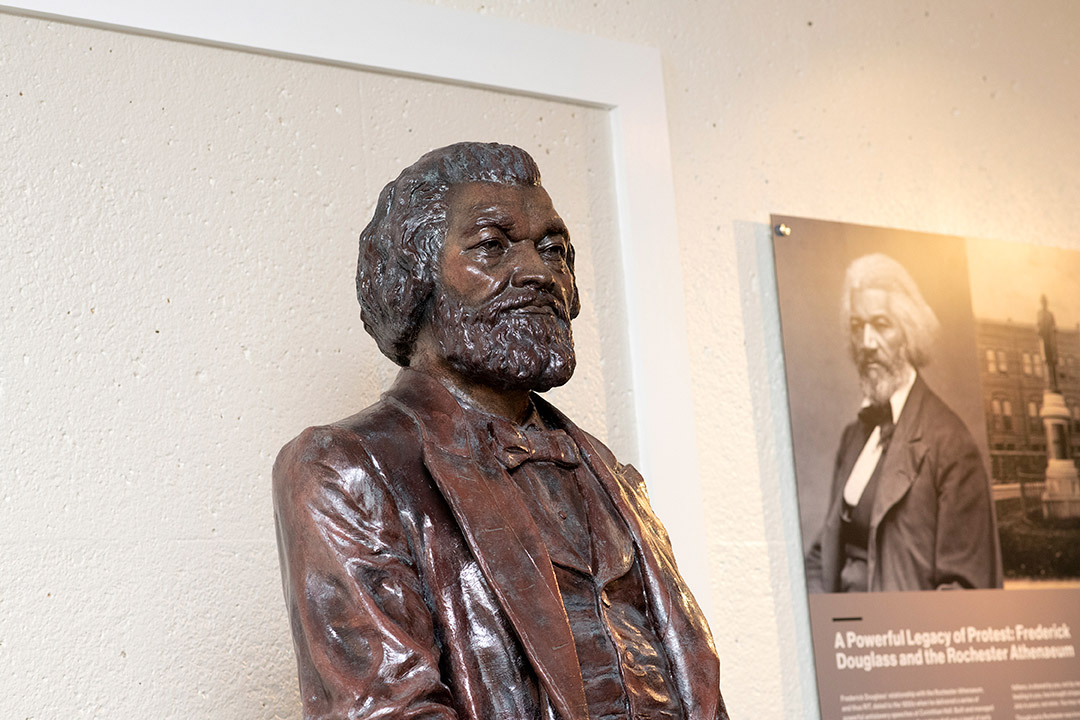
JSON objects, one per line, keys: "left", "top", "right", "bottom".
{"left": 805, "top": 375, "right": 1003, "bottom": 592}
{"left": 274, "top": 368, "right": 727, "bottom": 719}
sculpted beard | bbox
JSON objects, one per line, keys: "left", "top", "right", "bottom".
{"left": 430, "top": 286, "right": 576, "bottom": 392}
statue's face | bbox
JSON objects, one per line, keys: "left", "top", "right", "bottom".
{"left": 849, "top": 287, "right": 910, "bottom": 404}
{"left": 427, "top": 181, "right": 577, "bottom": 391}
{"left": 438, "top": 182, "right": 574, "bottom": 318}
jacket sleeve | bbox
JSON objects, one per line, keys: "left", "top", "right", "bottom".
{"left": 930, "top": 431, "right": 1003, "bottom": 590}
{"left": 273, "top": 426, "right": 458, "bottom": 719}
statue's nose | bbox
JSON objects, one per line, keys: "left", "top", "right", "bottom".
{"left": 509, "top": 244, "right": 556, "bottom": 290}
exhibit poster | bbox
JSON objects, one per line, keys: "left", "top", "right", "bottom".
{"left": 772, "top": 215, "right": 1080, "bottom": 720}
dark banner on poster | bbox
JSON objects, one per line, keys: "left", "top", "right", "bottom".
{"left": 771, "top": 215, "right": 1080, "bottom": 719}
{"left": 810, "top": 590, "right": 1078, "bottom": 719}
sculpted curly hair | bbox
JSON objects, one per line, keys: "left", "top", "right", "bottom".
{"left": 356, "top": 142, "right": 580, "bottom": 366}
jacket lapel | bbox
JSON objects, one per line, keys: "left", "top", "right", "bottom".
{"left": 871, "top": 376, "right": 929, "bottom": 525}
{"left": 537, "top": 396, "right": 723, "bottom": 720}
{"left": 385, "top": 370, "right": 588, "bottom": 720}
{"left": 868, "top": 376, "right": 928, "bottom": 587}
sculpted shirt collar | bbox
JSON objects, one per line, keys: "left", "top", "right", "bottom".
{"left": 460, "top": 400, "right": 581, "bottom": 471}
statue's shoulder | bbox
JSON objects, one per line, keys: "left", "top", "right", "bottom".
{"left": 578, "top": 424, "right": 619, "bottom": 467}
{"left": 274, "top": 397, "right": 424, "bottom": 491}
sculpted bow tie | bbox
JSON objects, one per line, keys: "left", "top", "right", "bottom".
{"left": 858, "top": 403, "right": 895, "bottom": 444}
{"left": 487, "top": 419, "right": 581, "bottom": 470}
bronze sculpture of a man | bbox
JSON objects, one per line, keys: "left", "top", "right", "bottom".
{"left": 273, "top": 142, "right": 728, "bottom": 719}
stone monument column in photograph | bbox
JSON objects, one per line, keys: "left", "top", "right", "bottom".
{"left": 1038, "top": 295, "right": 1080, "bottom": 518}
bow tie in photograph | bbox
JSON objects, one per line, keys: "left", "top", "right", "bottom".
{"left": 858, "top": 403, "right": 895, "bottom": 444}
{"left": 487, "top": 420, "right": 581, "bottom": 470}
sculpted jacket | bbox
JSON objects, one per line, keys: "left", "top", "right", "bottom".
{"left": 805, "top": 375, "right": 1003, "bottom": 593}
{"left": 273, "top": 368, "right": 727, "bottom": 719}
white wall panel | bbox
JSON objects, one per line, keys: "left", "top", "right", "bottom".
{"left": 0, "top": 14, "right": 621, "bottom": 717}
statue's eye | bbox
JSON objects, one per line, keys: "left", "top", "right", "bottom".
{"left": 538, "top": 237, "right": 568, "bottom": 262}
{"left": 541, "top": 244, "right": 566, "bottom": 260}
{"left": 472, "top": 229, "right": 508, "bottom": 256}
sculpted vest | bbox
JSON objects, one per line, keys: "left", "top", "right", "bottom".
{"left": 479, "top": 406, "right": 685, "bottom": 719}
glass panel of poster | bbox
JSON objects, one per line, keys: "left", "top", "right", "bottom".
{"left": 772, "top": 215, "right": 1080, "bottom": 720}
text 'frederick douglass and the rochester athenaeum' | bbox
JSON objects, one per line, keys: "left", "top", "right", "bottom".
{"left": 835, "top": 624, "right": 1075, "bottom": 673}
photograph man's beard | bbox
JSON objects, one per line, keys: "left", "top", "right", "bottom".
{"left": 431, "top": 287, "right": 576, "bottom": 392}
{"left": 854, "top": 347, "right": 909, "bottom": 406}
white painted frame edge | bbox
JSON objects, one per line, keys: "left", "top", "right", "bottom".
{"left": 0, "top": 0, "right": 710, "bottom": 607}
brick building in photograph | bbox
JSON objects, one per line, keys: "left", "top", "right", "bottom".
{"left": 976, "top": 319, "right": 1080, "bottom": 484}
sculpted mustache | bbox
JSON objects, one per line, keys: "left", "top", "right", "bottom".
{"left": 479, "top": 289, "right": 570, "bottom": 323}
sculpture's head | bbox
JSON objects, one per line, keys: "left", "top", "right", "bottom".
{"left": 357, "top": 142, "right": 580, "bottom": 391}
{"left": 840, "top": 253, "right": 939, "bottom": 404}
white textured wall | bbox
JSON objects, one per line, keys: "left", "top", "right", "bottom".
{"left": 1, "top": 13, "right": 623, "bottom": 718}
{"left": 4, "top": 2, "right": 1080, "bottom": 719}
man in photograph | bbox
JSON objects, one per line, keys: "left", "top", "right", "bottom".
{"left": 805, "top": 253, "right": 1002, "bottom": 593}
{"left": 273, "top": 143, "right": 727, "bottom": 719}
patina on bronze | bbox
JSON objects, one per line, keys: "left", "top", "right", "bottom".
{"left": 273, "top": 142, "right": 728, "bottom": 720}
